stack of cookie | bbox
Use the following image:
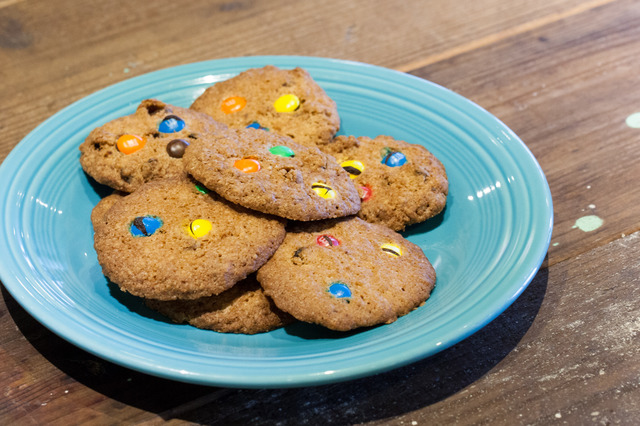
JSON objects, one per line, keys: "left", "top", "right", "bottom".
{"left": 81, "top": 65, "right": 448, "bottom": 333}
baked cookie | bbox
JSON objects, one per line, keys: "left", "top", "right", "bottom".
{"left": 183, "top": 127, "right": 361, "bottom": 221}
{"left": 190, "top": 65, "right": 340, "bottom": 148}
{"left": 145, "top": 274, "right": 294, "bottom": 334}
{"left": 80, "top": 99, "right": 228, "bottom": 192}
{"left": 93, "top": 176, "right": 287, "bottom": 300}
{"left": 321, "top": 135, "right": 448, "bottom": 231}
{"left": 90, "top": 191, "right": 126, "bottom": 232}
{"left": 257, "top": 217, "right": 436, "bottom": 331}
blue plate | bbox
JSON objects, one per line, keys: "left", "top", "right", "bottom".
{"left": 0, "top": 56, "right": 552, "bottom": 388}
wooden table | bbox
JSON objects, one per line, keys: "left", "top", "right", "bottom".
{"left": 2, "top": 0, "right": 639, "bottom": 424}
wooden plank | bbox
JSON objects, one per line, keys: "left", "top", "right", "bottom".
{"left": 0, "top": 0, "right": 595, "bottom": 162}
{"left": 409, "top": 0, "right": 640, "bottom": 266}
{"left": 2, "top": 228, "right": 628, "bottom": 425}
{"left": 136, "top": 232, "right": 640, "bottom": 424}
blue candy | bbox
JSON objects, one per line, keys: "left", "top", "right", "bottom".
{"left": 130, "top": 216, "right": 163, "bottom": 237}
{"left": 381, "top": 151, "right": 407, "bottom": 167}
{"left": 328, "top": 282, "right": 351, "bottom": 298}
{"left": 246, "top": 121, "right": 269, "bottom": 131}
{"left": 158, "top": 115, "right": 185, "bottom": 133}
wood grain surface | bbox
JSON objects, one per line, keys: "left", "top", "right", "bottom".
{"left": 2, "top": 0, "right": 640, "bottom": 424}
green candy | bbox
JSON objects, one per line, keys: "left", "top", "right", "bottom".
{"left": 269, "top": 145, "right": 295, "bottom": 158}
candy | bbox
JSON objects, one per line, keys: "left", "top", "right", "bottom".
{"left": 381, "top": 149, "right": 407, "bottom": 167}
{"left": 188, "top": 219, "right": 212, "bottom": 239}
{"left": 130, "top": 216, "right": 162, "bottom": 237}
{"left": 246, "top": 121, "right": 269, "bottom": 131}
{"left": 316, "top": 234, "right": 340, "bottom": 247}
{"left": 274, "top": 94, "right": 300, "bottom": 112}
{"left": 360, "top": 185, "right": 373, "bottom": 202}
{"left": 269, "top": 145, "right": 295, "bottom": 157}
{"left": 328, "top": 282, "right": 351, "bottom": 298}
{"left": 116, "top": 134, "right": 146, "bottom": 155}
{"left": 234, "top": 158, "right": 261, "bottom": 173}
{"left": 311, "top": 182, "right": 336, "bottom": 199}
{"left": 380, "top": 243, "right": 402, "bottom": 257}
{"left": 166, "top": 139, "right": 189, "bottom": 158}
{"left": 158, "top": 115, "right": 186, "bottom": 133}
{"left": 340, "top": 160, "right": 364, "bottom": 179}
{"left": 221, "top": 96, "right": 246, "bottom": 114}
{"left": 195, "top": 183, "right": 209, "bottom": 194}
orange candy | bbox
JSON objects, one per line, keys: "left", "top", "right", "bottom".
{"left": 221, "top": 96, "right": 247, "bottom": 114}
{"left": 234, "top": 158, "right": 261, "bottom": 173}
{"left": 116, "top": 134, "right": 146, "bottom": 155}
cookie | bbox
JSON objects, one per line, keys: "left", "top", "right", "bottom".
{"left": 183, "top": 127, "right": 361, "bottom": 221}
{"left": 93, "top": 176, "right": 287, "bottom": 300}
{"left": 256, "top": 217, "right": 436, "bottom": 331}
{"left": 145, "top": 274, "right": 294, "bottom": 334}
{"left": 321, "top": 135, "right": 448, "bottom": 231}
{"left": 90, "top": 191, "right": 126, "bottom": 232}
{"left": 79, "top": 99, "right": 228, "bottom": 192}
{"left": 190, "top": 65, "right": 340, "bottom": 148}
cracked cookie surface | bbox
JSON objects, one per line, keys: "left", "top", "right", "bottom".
{"left": 190, "top": 65, "right": 340, "bottom": 148}
{"left": 93, "top": 176, "right": 286, "bottom": 300}
{"left": 80, "top": 99, "right": 228, "bottom": 192}
{"left": 257, "top": 217, "right": 436, "bottom": 331}
{"left": 183, "top": 127, "right": 360, "bottom": 221}
{"left": 321, "top": 135, "right": 448, "bottom": 231}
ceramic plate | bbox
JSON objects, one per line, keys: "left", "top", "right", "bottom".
{"left": 0, "top": 56, "right": 552, "bottom": 388}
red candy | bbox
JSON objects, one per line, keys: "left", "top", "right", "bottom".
{"left": 316, "top": 234, "right": 340, "bottom": 247}
{"left": 360, "top": 185, "right": 373, "bottom": 202}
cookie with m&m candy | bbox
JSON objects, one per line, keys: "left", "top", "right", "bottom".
{"left": 190, "top": 65, "right": 340, "bottom": 148}
{"left": 183, "top": 127, "right": 360, "bottom": 221}
{"left": 93, "top": 176, "right": 286, "bottom": 301}
{"left": 257, "top": 216, "right": 436, "bottom": 331}
{"left": 79, "top": 99, "right": 228, "bottom": 193}
{"left": 322, "top": 135, "right": 449, "bottom": 231}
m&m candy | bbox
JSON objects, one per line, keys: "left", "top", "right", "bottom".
{"left": 311, "top": 182, "right": 336, "bottom": 199}
{"left": 316, "top": 234, "right": 340, "bottom": 247}
{"left": 246, "top": 121, "right": 269, "bottom": 131}
{"left": 116, "top": 134, "right": 146, "bottom": 155}
{"left": 130, "top": 216, "right": 162, "bottom": 237}
{"left": 328, "top": 282, "right": 351, "bottom": 298}
{"left": 381, "top": 149, "right": 407, "bottom": 167}
{"left": 159, "top": 115, "right": 186, "bottom": 133}
{"left": 234, "top": 158, "right": 261, "bottom": 173}
{"left": 340, "top": 160, "right": 364, "bottom": 179}
{"left": 166, "top": 139, "right": 189, "bottom": 158}
{"left": 274, "top": 94, "right": 300, "bottom": 112}
{"left": 360, "top": 185, "right": 373, "bottom": 202}
{"left": 269, "top": 145, "right": 295, "bottom": 158}
{"left": 188, "top": 219, "right": 213, "bottom": 239}
{"left": 195, "top": 183, "right": 209, "bottom": 194}
{"left": 380, "top": 243, "right": 402, "bottom": 257}
{"left": 221, "top": 96, "right": 246, "bottom": 114}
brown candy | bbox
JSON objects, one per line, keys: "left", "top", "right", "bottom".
{"left": 166, "top": 139, "right": 189, "bottom": 158}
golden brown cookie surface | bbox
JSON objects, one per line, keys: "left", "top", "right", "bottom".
{"left": 79, "top": 99, "right": 228, "bottom": 192}
{"left": 183, "top": 127, "right": 360, "bottom": 221}
{"left": 190, "top": 66, "right": 340, "bottom": 148}
{"left": 257, "top": 217, "right": 436, "bottom": 331}
{"left": 322, "top": 135, "right": 448, "bottom": 231}
{"left": 93, "top": 176, "right": 286, "bottom": 300}
{"left": 145, "top": 275, "right": 294, "bottom": 334}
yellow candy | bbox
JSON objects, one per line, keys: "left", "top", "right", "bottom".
{"left": 380, "top": 243, "right": 402, "bottom": 257}
{"left": 340, "top": 160, "right": 365, "bottom": 179}
{"left": 274, "top": 94, "right": 300, "bottom": 113}
{"left": 188, "top": 219, "right": 212, "bottom": 239}
{"left": 311, "top": 182, "right": 336, "bottom": 199}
